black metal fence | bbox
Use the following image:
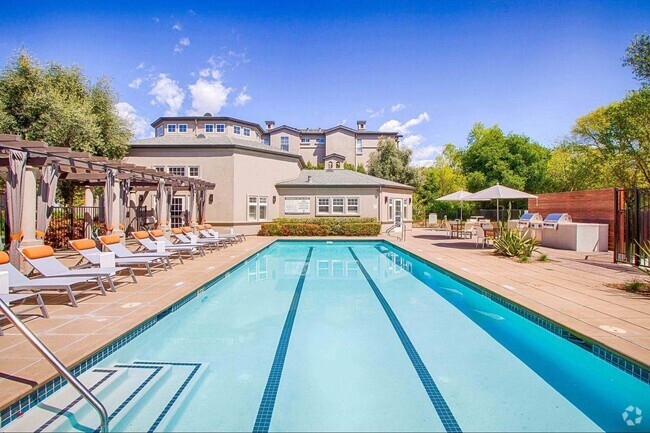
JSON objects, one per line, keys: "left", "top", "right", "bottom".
{"left": 614, "top": 187, "right": 650, "bottom": 265}
{"left": 46, "top": 206, "right": 105, "bottom": 249}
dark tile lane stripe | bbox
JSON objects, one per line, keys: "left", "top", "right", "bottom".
{"left": 252, "top": 247, "right": 314, "bottom": 433}
{"left": 348, "top": 247, "right": 462, "bottom": 433}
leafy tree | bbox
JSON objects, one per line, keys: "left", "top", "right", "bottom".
{"left": 413, "top": 153, "right": 468, "bottom": 221}
{"left": 304, "top": 161, "right": 316, "bottom": 169}
{"left": 546, "top": 142, "right": 610, "bottom": 192}
{"left": 343, "top": 162, "right": 356, "bottom": 171}
{"left": 0, "top": 50, "right": 131, "bottom": 159}
{"left": 356, "top": 163, "right": 366, "bottom": 173}
{"left": 367, "top": 136, "right": 419, "bottom": 187}
{"left": 623, "top": 33, "right": 650, "bottom": 87}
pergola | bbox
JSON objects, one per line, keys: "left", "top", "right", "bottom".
{"left": 0, "top": 134, "right": 215, "bottom": 265}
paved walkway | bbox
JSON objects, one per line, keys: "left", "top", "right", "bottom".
{"left": 386, "top": 228, "right": 650, "bottom": 368}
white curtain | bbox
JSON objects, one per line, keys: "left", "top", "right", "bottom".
{"left": 188, "top": 184, "right": 196, "bottom": 225}
{"left": 166, "top": 184, "right": 174, "bottom": 226}
{"left": 119, "top": 178, "right": 131, "bottom": 231}
{"left": 198, "top": 188, "right": 207, "bottom": 223}
{"left": 36, "top": 162, "right": 60, "bottom": 238}
{"left": 6, "top": 150, "right": 28, "bottom": 265}
{"left": 103, "top": 168, "right": 116, "bottom": 233}
{"left": 155, "top": 179, "right": 165, "bottom": 228}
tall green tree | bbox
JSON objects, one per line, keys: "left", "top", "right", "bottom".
{"left": 367, "top": 136, "right": 420, "bottom": 187}
{"left": 0, "top": 50, "right": 131, "bottom": 159}
{"left": 546, "top": 142, "right": 611, "bottom": 192}
{"left": 623, "top": 33, "right": 650, "bottom": 87}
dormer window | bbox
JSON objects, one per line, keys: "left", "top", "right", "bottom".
{"left": 178, "top": 124, "right": 188, "bottom": 133}
{"left": 233, "top": 125, "right": 241, "bottom": 134}
{"left": 281, "top": 136, "right": 289, "bottom": 151}
{"left": 167, "top": 124, "right": 176, "bottom": 133}
{"left": 205, "top": 124, "right": 214, "bottom": 133}
{"left": 155, "top": 126, "right": 164, "bottom": 137}
{"left": 243, "top": 128, "right": 251, "bottom": 137}
{"left": 216, "top": 124, "right": 225, "bottom": 133}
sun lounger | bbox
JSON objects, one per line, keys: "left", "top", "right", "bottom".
{"left": 196, "top": 225, "right": 235, "bottom": 245}
{"left": 148, "top": 229, "right": 206, "bottom": 258}
{"left": 0, "top": 273, "right": 50, "bottom": 336}
{"left": 203, "top": 224, "right": 245, "bottom": 242}
{"left": 170, "top": 228, "right": 215, "bottom": 252}
{"left": 99, "top": 235, "right": 174, "bottom": 269}
{"left": 131, "top": 231, "right": 187, "bottom": 263}
{"left": 181, "top": 227, "right": 225, "bottom": 250}
{"left": 70, "top": 239, "right": 162, "bottom": 277}
{"left": 20, "top": 245, "right": 134, "bottom": 292}
{"left": 0, "top": 252, "right": 105, "bottom": 307}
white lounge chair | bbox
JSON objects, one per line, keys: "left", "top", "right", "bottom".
{"left": 196, "top": 225, "right": 234, "bottom": 246}
{"left": 99, "top": 235, "right": 174, "bottom": 269}
{"left": 170, "top": 228, "right": 215, "bottom": 252}
{"left": 20, "top": 245, "right": 134, "bottom": 292}
{"left": 0, "top": 251, "right": 105, "bottom": 307}
{"left": 69, "top": 239, "right": 161, "bottom": 277}
{"left": 148, "top": 229, "right": 206, "bottom": 257}
{"left": 0, "top": 268, "right": 50, "bottom": 336}
{"left": 131, "top": 231, "right": 187, "bottom": 263}
{"left": 204, "top": 224, "right": 245, "bottom": 242}
{"left": 181, "top": 227, "right": 225, "bottom": 250}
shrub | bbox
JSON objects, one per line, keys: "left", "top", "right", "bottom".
{"left": 342, "top": 223, "right": 381, "bottom": 236}
{"left": 258, "top": 218, "right": 380, "bottom": 237}
{"left": 493, "top": 229, "right": 539, "bottom": 258}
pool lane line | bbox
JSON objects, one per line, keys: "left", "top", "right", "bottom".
{"left": 348, "top": 247, "right": 462, "bottom": 433}
{"left": 253, "top": 247, "right": 314, "bottom": 433}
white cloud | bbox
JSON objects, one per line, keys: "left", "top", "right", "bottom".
{"left": 115, "top": 102, "right": 152, "bottom": 139}
{"left": 172, "top": 22, "right": 182, "bottom": 31}
{"left": 234, "top": 86, "right": 251, "bottom": 106}
{"left": 136, "top": 62, "right": 145, "bottom": 70}
{"left": 401, "top": 134, "right": 424, "bottom": 148}
{"left": 341, "top": 119, "right": 347, "bottom": 126}
{"left": 188, "top": 9, "right": 196, "bottom": 16}
{"left": 152, "top": 17, "right": 160, "bottom": 23}
{"left": 365, "top": 107, "right": 384, "bottom": 119}
{"left": 128, "top": 78, "right": 143, "bottom": 89}
{"left": 391, "top": 103, "right": 406, "bottom": 112}
{"left": 188, "top": 70, "right": 233, "bottom": 115}
{"left": 174, "top": 37, "right": 190, "bottom": 53}
{"left": 149, "top": 73, "right": 185, "bottom": 116}
{"left": 379, "top": 112, "right": 430, "bottom": 135}
{"left": 412, "top": 144, "right": 443, "bottom": 161}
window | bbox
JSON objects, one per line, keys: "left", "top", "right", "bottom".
{"left": 167, "top": 166, "right": 186, "bottom": 177}
{"left": 234, "top": 125, "right": 241, "bottom": 134}
{"left": 356, "top": 138, "right": 363, "bottom": 155}
{"left": 317, "top": 138, "right": 325, "bottom": 144}
{"left": 216, "top": 124, "right": 225, "bottom": 133}
{"left": 154, "top": 166, "right": 165, "bottom": 172}
{"left": 178, "top": 124, "right": 188, "bottom": 133}
{"left": 388, "top": 198, "right": 394, "bottom": 220}
{"left": 347, "top": 197, "right": 359, "bottom": 214}
{"left": 263, "top": 137, "right": 270, "bottom": 145}
{"left": 248, "top": 196, "right": 268, "bottom": 221}
{"left": 155, "top": 126, "right": 164, "bottom": 137}
{"left": 317, "top": 197, "right": 330, "bottom": 214}
{"left": 301, "top": 138, "right": 310, "bottom": 144}
{"left": 205, "top": 124, "right": 214, "bottom": 133}
{"left": 281, "top": 136, "right": 289, "bottom": 151}
{"left": 243, "top": 128, "right": 251, "bottom": 137}
{"left": 189, "top": 166, "right": 199, "bottom": 177}
{"left": 167, "top": 124, "right": 176, "bottom": 133}
{"left": 332, "top": 198, "right": 345, "bottom": 214}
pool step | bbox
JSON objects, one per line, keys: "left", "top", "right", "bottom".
{"left": 1, "top": 361, "right": 207, "bottom": 433}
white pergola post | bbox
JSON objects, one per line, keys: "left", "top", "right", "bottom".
{"left": 20, "top": 168, "right": 41, "bottom": 247}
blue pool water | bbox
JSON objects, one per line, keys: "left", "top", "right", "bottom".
{"left": 20, "top": 241, "right": 650, "bottom": 431}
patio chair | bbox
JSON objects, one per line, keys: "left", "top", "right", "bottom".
{"left": 196, "top": 225, "right": 235, "bottom": 245}
{"left": 182, "top": 227, "right": 225, "bottom": 250}
{"left": 0, "top": 252, "right": 105, "bottom": 307}
{"left": 99, "top": 235, "right": 173, "bottom": 269}
{"left": 204, "top": 224, "right": 245, "bottom": 242}
{"left": 20, "top": 245, "right": 134, "bottom": 292}
{"left": 443, "top": 221, "right": 453, "bottom": 238}
{"left": 0, "top": 269, "right": 50, "bottom": 336}
{"left": 131, "top": 230, "right": 194, "bottom": 263}
{"left": 148, "top": 229, "right": 206, "bottom": 258}
{"left": 70, "top": 239, "right": 161, "bottom": 277}
{"left": 475, "top": 226, "right": 493, "bottom": 248}
{"left": 170, "top": 228, "right": 215, "bottom": 252}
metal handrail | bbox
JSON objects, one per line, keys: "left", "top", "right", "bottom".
{"left": 0, "top": 299, "right": 109, "bottom": 432}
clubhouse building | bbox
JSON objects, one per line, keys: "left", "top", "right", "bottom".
{"left": 125, "top": 114, "right": 414, "bottom": 234}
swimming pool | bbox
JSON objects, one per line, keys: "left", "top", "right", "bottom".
{"left": 5, "top": 241, "right": 649, "bottom": 432}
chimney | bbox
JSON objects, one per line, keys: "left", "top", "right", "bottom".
{"left": 357, "top": 120, "right": 367, "bottom": 131}
{"left": 265, "top": 120, "right": 275, "bottom": 131}
{"left": 307, "top": 175, "right": 312, "bottom": 183}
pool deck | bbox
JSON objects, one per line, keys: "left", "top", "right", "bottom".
{"left": 1, "top": 231, "right": 649, "bottom": 412}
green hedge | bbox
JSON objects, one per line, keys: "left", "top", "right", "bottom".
{"left": 259, "top": 217, "right": 381, "bottom": 237}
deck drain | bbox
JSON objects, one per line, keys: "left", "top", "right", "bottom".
{"left": 121, "top": 302, "right": 141, "bottom": 309}
{"left": 174, "top": 281, "right": 186, "bottom": 287}
{"left": 501, "top": 285, "right": 516, "bottom": 291}
{"left": 599, "top": 325, "right": 628, "bottom": 334}
{"left": 461, "top": 267, "right": 470, "bottom": 272}
{"left": 207, "top": 266, "right": 215, "bottom": 270}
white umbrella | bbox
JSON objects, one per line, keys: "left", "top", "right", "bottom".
{"left": 436, "top": 189, "right": 486, "bottom": 220}
{"left": 465, "top": 183, "right": 537, "bottom": 223}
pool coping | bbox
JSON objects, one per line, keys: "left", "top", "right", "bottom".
{"left": 2, "top": 238, "right": 648, "bottom": 427}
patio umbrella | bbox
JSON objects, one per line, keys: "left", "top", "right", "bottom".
{"left": 465, "top": 183, "right": 537, "bottom": 223}
{"left": 435, "top": 189, "right": 485, "bottom": 220}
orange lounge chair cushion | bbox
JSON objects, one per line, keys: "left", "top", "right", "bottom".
{"left": 182, "top": 227, "right": 193, "bottom": 233}
{"left": 151, "top": 230, "right": 164, "bottom": 237}
{"left": 100, "top": 235, "right": 121, "bottom": 245}
{"left": 171, "top": 228, "right": 183, "bottom": 234}
{"left": 204, "top": 224, "right": 212, "bottom": 229}
{"left": 132, "top": 231, "right": 150, "bottom": 239}
{"left": 196, "top": 225, "right": 204, "bottom": 230}
{"left": 70, "top": 239, "right": 97, "bottom": 251}
{"left": 22, "top": 245, "right": 54, "bottom": 259}
{"left": 0, "top": 251, "right": 9, "bottom": 264}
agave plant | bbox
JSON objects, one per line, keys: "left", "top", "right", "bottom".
{"left": 493, "top": 229, "right": 540, "bottom": 258}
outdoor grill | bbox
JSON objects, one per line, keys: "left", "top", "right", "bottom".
{"left": 516, "top": 212, "right": 543, "bottom": 229}
{"left": 542, "top": 213, "right": 572, "bottom": 230}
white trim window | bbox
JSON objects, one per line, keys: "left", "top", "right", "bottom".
{"left": 332, "top": 198, "right": 345, "bottom": 214}
{"left": 388, "top": 197, "right": 394, "bottom": 220}
{"left": 346, "top": 197, "right": 359, "bottom": 214}
{"left": 317, "top": 197, "right": 330, "bottom": 214}
{"left": 356, "top": 138, "right": 363, "bottom": 155}
{"left": 243, "top": 127, "right": 251, "bottom": 137}
{"left": 167, "top": 166, "right": 186, "bottom": 177}
{"left": 280, "top": 136, "right": 289, "bottom": 151}
{"left": 154, "top": 166, "right": 165, "bottom": 173}
{"left": 248, "top": 195, "right": 268, "bottom": 221}
{"left": 216, "top": 124, "right": 225, "bottom": 133}
{"left": 205, "top": 124, "right": 214, "bottom": 133}
{"left": 263, "top": 137, "right": 270, "bottom": 145}
{"left": 233, "top": 125, "right": 241, "bottom": 135}
{"left": 155, "top": 126, "right": 164, "bottom": 137}
{"left": 167, "top": 124, "right": 176, "bottom": 133}
{"left": 178, "top": 124, "right": 188, "bottom": 133}
{"left": 301, "top": 138, "right": 310, "bottom": 144}
{"left": 188, "top": 166, "right": 199, "bottom": 177}
{"left": 317, "top": 138, "right": 325, "bottom": 144}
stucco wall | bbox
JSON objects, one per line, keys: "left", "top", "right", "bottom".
{"left": 268, "top": 129, "right": 301, "bottom": 154}
{"left": 276, "top": 186, "right": 381, "bottom": 220}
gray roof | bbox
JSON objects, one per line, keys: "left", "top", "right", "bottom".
{"left": 276, "top": 169, "right": 415, "bottom": 190}
{"left": 129, "top": 134, "right": 304, "bottom": 161}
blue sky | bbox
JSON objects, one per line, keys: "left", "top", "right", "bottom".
{"left": 0, "top": 1, "right": 647, "bottom": 165}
